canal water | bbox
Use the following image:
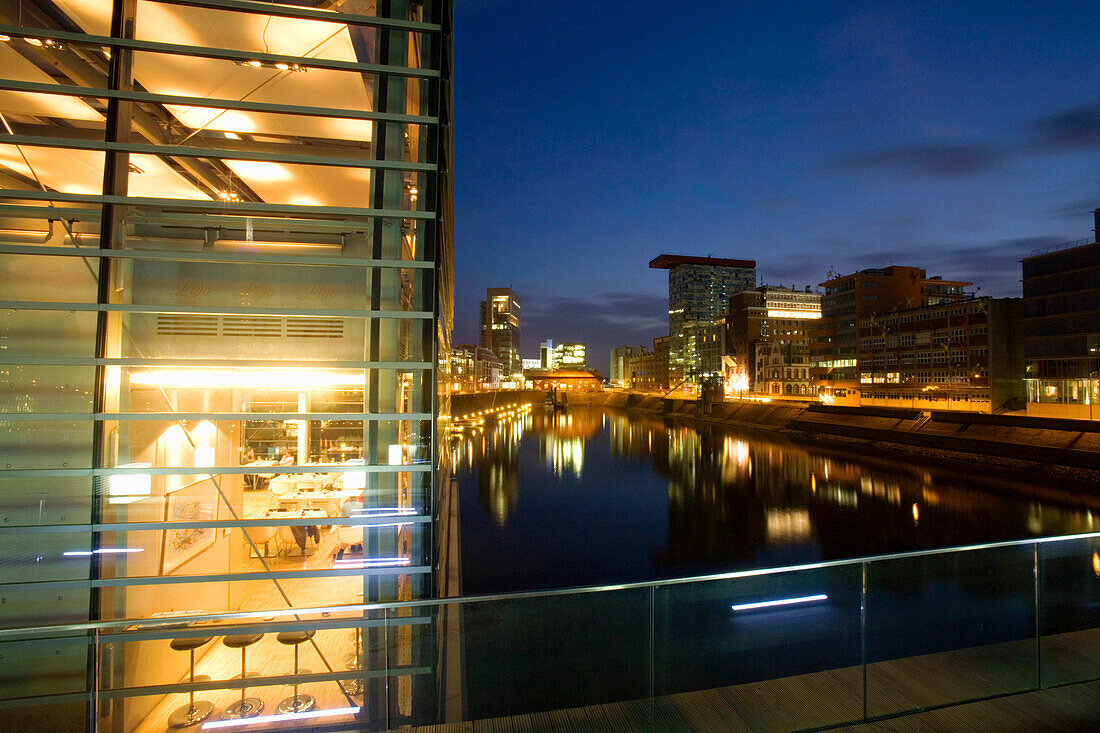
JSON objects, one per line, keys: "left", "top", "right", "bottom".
{"left": 451, "top": 405, "right": 1098, "bottom": 594}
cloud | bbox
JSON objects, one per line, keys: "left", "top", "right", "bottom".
{"left": 757, "top": 234, "right": 1074, "bottom": 300}
{"left": 1029, "top": 104, "right": 1100, "bottom": 150}
{"left": 1048, "top": 197, "right": 1100, "bottom": 220}
{"left": 522, "top": 291, "right": 669, "bottom": 370}
{"left": 823, "top": 143, "right": 1001, "bottom": 178}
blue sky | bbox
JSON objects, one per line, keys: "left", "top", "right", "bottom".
{"left": 451, "top": 1, "right": 1100, "bottom": 368}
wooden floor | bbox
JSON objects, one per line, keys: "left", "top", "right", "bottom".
{"left": 397, "top": 678, "right": 1100, "bottom": 733}
{"left": 393, "top": 629, "right": 1100, "bottom": 733}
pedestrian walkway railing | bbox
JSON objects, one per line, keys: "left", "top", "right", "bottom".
{"left": 2, "top": 531, "right": 1099, "bottom": 731}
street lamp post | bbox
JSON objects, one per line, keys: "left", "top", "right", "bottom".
{"left": 1090, "top": 371, "right": 1099, "bottom": 422}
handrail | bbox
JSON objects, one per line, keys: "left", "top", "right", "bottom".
{"left": 1028, "top": 237, "right": 1095, "bottom": 257}
{"left": 4, "top": 530, "right": 1098, "bottom": 639}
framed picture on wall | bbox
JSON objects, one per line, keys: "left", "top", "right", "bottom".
{"left": 162, "top": 477, "right": 219, "bottom": 574}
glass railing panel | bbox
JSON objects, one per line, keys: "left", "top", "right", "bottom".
{"left": 1038, "top": 534, "right": 1100, "bottom": 687}
{"left": 95, "top": 610, "right": 395, "bottom": 732}
{"left": 0, "top": 694, "right": 88, "bottom": 733}
{"left": 654, "top": 565, "right": 862, "bottom": 731}
{"left": 410, "top": 589, "right": 651, "bottom": 725}
{"left": 865, "top": 544, "right": 1036, "bottom": 718}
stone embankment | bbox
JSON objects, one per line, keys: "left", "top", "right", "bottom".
{"left": 450, "top": 390, "right": 547, "bottom": 417}
{"left": 568, "top": 391, "right": 1100, "bottom": 482}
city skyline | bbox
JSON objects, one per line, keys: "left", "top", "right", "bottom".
{"left": 453, "top": 1, "right": 1100, "bottom": 361}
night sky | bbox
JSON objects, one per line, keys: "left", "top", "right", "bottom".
{"left": 452, "top": 1, "right": 1100, "bottom": 371}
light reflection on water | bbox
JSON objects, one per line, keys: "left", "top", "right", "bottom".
{"left": 452, "top": 406, "right": 1098, "bottom": 594}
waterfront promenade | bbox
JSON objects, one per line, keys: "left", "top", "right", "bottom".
{"left": 397, "top": 629, "right": 1100, "bottom": 731}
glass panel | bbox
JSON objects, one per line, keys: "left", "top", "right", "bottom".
{"left": 0, "top": 309, "right": 98, "bottom": 357}
{"left": 0, "top": 365, "right": 96, "bottom": 414}
{"left": 0, "top": 420, "right": 93, "bottom": 469}
{"left": 0, "top": 475, "right": 93, "bottom": 526}
{"left": 1039, "top": 535, "right": 1100, "bottom": 687}
{"left": 0, "top": 252, "right": 100, "bottom": 302}
{"left": 437, "top": 589, "right": 651, "bottom": 722}
{"left": 100, "top": 611, "right": 392, "bottom": 732}
{"left": 655, "top": 565, "right": 862, "bottom": 730}
{"left": 865, "top": 544, "right": 1036, "bottom": 718}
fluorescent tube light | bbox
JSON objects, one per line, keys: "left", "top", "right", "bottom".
{"left": 731, "top": 594, "right": 827, "bottom": 612}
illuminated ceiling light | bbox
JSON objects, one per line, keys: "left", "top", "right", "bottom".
{"left": 0, "top": 34, "right": 10, "bottom": 42}
{"left": 731, "top": 594, "right": 828, "bottom": 612}
{"left": 223, "top": 132, "right": 241, "bottom": 140}
{"left": 226, "top": 159, "right": 291, "bottom": 181}
{"left": 217, "top": 190, "right": 240, "bottom": 202}
{"left": 26, "top": 37, "right": 44, "bottom": 46}
{"left": 130, "top": 369, "right": 364, "bottom": 389}
{"left": 234, "top": 59, "right": 307, "bottom": 73}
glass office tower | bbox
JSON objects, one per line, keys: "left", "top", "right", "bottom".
{"left": 0, "top": 0, "right": 452, "bottom": 729}
{"left": 650, "top": 254, "right": 756, "bottom": 386}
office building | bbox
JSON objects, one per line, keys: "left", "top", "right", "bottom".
{"left": 553, "top": 341, "right": 586, "bottom": 368}
{"left": 856, "top": 298, "right": 1024, "bottom": 412}
{"left": 1021, "top": 210, "right": 1100, "bottom": 418}
{"left": 451, "top": 343, "right": 501, "bottom": 392}
{"left": 627, "top": 335, "right": 670, "bottom": 390}
{"left": 609, "top": 345, "right": 642, "bottom": 386}
{"left": 727, "top": 286, "right": 821, "bottom": 394}
{"left": 0, "top": 0, "right": 452, "bottom": 729}
{"left": 540, "top": 339, "right": 554, "bottom": 368}
{"left": 479, "top": 287, "right": 521, "bottom": 379}
{"left": 814, "top": 266, "right": 971, "bottom": 402}
{"left": 650, "top": 254, "right": 756, "bottom": 385}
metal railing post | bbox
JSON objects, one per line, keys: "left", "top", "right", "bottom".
{"left": 861, "top": 561, "right": 868, "bottom": 722}
{"left": 1034, "top": 542, "right": 1042, "bottom": 690}
{"left": 648, "top": 585, "right": 655, "bottom": 701}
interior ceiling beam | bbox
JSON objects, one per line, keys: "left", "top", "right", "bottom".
{"left": 0, "top": 0, "right": 264, "bottom": 203}
{"left": 6, "top": 120, "right": 375, "bottom": 163}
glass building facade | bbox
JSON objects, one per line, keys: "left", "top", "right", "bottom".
{"left": 1021, "top": 237, "right": 1100, "bottom": 419}
{"left": 0, "top": 0, "right": 452, "bottom": 729}
{"left": 649, "top": 254, "right": 756, "bottom": 385}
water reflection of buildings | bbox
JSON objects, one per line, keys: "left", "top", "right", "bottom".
{"left": 449, "top": 409, "right": 528, "bottom": 526}
{"left": 604, "top": 410, "right": 1097, "bottom": 570}
{"left": 536, "top": 410, "right": 600, "bottom": 479}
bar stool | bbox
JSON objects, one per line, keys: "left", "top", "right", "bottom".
{"left": 168, "top": 636, "right": 214, "bottom": 728}
{"left": 222, "top": 633, "right": 264, "bottom": 719}
{"left": 341, "top": 626, "right": 364, "bottom": 697}
{"left": 276, "top": 630, "right": 316, "bottom": 714}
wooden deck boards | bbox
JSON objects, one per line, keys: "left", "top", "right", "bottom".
{"left": 401, "top": 679, "right": 1100, "bottom": 733}
{"left": 389, "top": 635, "right": 1100, "bottom": 733}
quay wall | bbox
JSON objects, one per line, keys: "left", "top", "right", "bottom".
{"left": 450, "top": 390, "right": 546, "bottom": 418}
{"left": 567, "top": 391, "right": 1100, "bottom": 476}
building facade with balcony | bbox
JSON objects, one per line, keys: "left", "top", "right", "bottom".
{"left": 626, "top": 335, "right": 670, "bottom": 390}
{"left": 451, "top": 343, "right": 501, "bottom": 392}
{"left": 855, "top": 297, "right": 1023, "bottom": 412}
{"left": 814, "top": 266, "right": 971, "bottom": 404}
{"left": 727, "top": 286, "right": 821, "bottom": 395}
